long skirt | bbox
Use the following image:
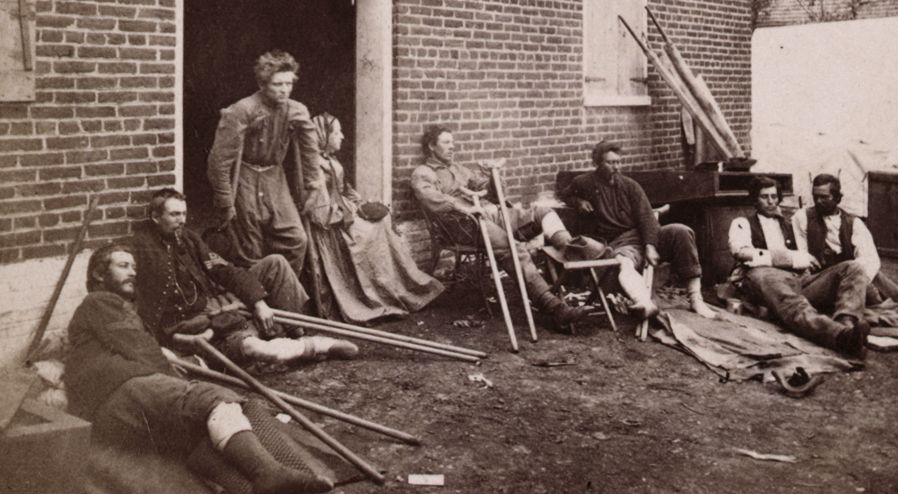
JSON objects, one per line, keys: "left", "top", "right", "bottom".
{"left": 309, "top": 216, "right": 444, "bottom": 323}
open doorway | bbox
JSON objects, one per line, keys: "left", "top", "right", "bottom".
{"left": 183, "top": 0, "right": 356, "bottom": 224}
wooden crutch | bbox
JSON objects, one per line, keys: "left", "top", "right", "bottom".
{"left": 466, "top": 190, "right": 519, "bottom": 352}
{"left": 488, "top": 164, "right": 538, "bottom": 343}
{"left": 167, "top": 355, "right": 422, "bottom": 445}
{"left": 179, "top": 335, "right": 386, "bottom": 485}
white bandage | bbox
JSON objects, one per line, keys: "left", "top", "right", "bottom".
{"left": 206, "top": 402, "right": 252, "bottom": 451}
{"left": 540, "top": 211, "right": 567, "bottom": 238}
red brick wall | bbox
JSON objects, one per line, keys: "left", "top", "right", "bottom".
{"left": 0, "top": 0, "right": 177, "bottom": 264}
{"left": 391, "top": 0, "right": 754, "bottom": 255}
{"left": 757, "top": 0, "right": 898, "bottom": 27}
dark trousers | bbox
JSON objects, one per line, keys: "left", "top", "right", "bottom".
{"left": 743, "top": 260, "right": 867, "bottom": 348}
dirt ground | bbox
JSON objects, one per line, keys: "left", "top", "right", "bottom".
{"left": 261, "top": 262, "right": 898, "bottom": 494}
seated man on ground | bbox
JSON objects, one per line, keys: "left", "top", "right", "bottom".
{"left": 411, "top": 125, "right": 589, "bottom": 329}
{"left": 727, "top": 176, "right": 868, "bottom": 358}
{"left": 560, "top": 140, "right": 716, "bottom": 320}
{"left": 63, "top": 243, "right": 333, "bottom": 494}
{"left": 130, "top": 188, "right": 357, "bottom": 365}
{"left": 792, "top": 173, "right": 898, "bottom": 304}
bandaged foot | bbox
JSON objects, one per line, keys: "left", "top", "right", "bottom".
{"left": 304, "top": 336, "right": 359, "bottom": 361}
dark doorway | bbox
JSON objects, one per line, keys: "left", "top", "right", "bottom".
{"left": 184, "top": 0, "right": 356, "bottom": 224}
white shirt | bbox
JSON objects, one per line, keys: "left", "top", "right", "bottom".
{"left": 728, "top": 213, "right": 808, "bottom": 270}
{"left": 791, "top": 208, "right": 880, "bottom": 281}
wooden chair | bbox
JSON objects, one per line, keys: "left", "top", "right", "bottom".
{"left": 419, "top": 204, "right": 493, "bottom": 316}
{"left": 541, "top": 245, "right": 620, "bottom": 332}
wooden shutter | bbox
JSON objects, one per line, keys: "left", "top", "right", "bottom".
{"left": 583, "top": 0, "right": 649, "bottom": 107}
{"left": 0, "top": 0, "right": 36, "bottom": 102}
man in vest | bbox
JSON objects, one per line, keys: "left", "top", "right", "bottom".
{"left": 792, "top": 173, "right": 898, "bottom": 304}
{"left": 727, "top": 176, "right": 868, "bottom": 358}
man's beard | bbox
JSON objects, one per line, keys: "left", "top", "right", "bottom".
{"left": 817, "top": 202, "right": 838, "bottom": 215}
{"left": 107, "top": 278, "right": 136, "bottom": 300}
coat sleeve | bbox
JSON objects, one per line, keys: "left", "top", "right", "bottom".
{"left": 207, "top": 107, "right": 247, "bottom": 209}
{"left": 289, "top": 103, "right": 330, "bottom": 215}
{"left": 411, "top": 166, "right": 468, "bottom": 213}
{"left": 629, "top": 181, "right": 660, "bottom": 246}
{"left": 192, "top": 232, "right": 267, "bottom": 306}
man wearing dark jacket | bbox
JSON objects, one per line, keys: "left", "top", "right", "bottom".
{"left": 561, "top": 140, "right": 715, "bottom": 320}
{"left": 727, "top": 176, "right": 869, "bottom": 358}
{"left": 130, "top": 188, "right": 357, "bottom": 364}
{"left": 63, "top": 243, "right": 332, "bottom": 493}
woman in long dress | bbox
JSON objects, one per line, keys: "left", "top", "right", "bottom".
{"left": 305, "top": 113, "right": 444, "bottom": 322}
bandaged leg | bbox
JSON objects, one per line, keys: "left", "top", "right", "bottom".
{"left": 542, "top": 212, "right": 572, "bottom": 249}
{"left": 204, "top": 401, "right": 332, "bottom": 494}
{"left": 617, "top": 256, "right": 658, "bottom": 319}
{"left": 241, "top": 336, "right": 358, "bottom": 363}
{"left": 686, "top": 277, "right": 716, "bottom": 319}
{"left": 207, "top": 402, "right": 252, "bottom": 451}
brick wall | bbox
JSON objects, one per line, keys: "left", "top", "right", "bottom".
{"left": 390, "top": 0, "right": 754, "bottom": 257}
{"left": 757, "top": 0, "right": 898, "bottom": 27}
{"left": 0, "top": 0, "right": 178, "bottom": 265}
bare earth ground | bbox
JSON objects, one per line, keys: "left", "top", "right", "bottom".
{"left": 260, "top": 261, "right": 898, "bottom": 494}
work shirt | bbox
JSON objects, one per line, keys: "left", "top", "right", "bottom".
{"left": 792, "top": 208, "right": 880, "bottom": 281}
{"left": 206, "top": 92, "right": 324, "bottom": 210}
{"left": 559, "top": 171, "right": 659, "bottom": 246}
{"left": 410, "top": 157, "right": 490, "bottom": 213}
{"left": 729, "top": 213, "right": 789, "bottom": 256}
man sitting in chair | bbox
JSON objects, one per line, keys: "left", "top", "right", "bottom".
{"left": 560, "top": 140, "right": 716, "bottom": 320}
{"left": 727, "top": 176, "right": 869, "bottom": 358}
{"left": 410, "top": 124, "right": 588, "bottom": 329}
{"left": 129, "top": 188, "right": 357, "bottom": 365}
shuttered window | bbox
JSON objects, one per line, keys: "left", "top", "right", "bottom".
{"left": 0, "top": 0, "right": 36, "bottom": 102}
{"left": 583, "top": 0, "right": 650, "bottom": 107}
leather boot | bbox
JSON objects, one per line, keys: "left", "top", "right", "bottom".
{"left": 535, "top": 290, "right": 590, "bottom": 330}
{"left": 834, "top": 318, "right": 869, "bottom": 360}
{"left": 221, "top": 431, "right": 332, "bottom": 494}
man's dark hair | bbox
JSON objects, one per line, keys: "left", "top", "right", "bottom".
{"left": 591, "top": 140, "right": 622, "bottom": 165}
{"left": 254, "top": 50, "right": 299, "bottom": 85}
{"left": 148, "top": 188, "right": 186, "bottom": 219}
{"left": 87, "top": 243, "right": 134, "bottom": 292}
{"left": 421, "top": 125, "right": 453, "bottom": 157}
{"left": 748, "top": 176, "right": 782, "bottom": 203}
{"left": 812, "top": 173, "right": 842, "bottom": 202}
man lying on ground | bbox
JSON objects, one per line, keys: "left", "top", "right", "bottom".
{"left": 792, "top": 173, "right": 898, "bottom": 304}
{"left": 63, "top": 243, "right": 333, "bottom": 493}
{"left": 411, "top": 124, "right": 589, "bottom": 330}
{"left": 130, "top": 188, "right": 357, "bottom": 364}
{"left": 727, "top": 176, "right": 868, "bottom": 358}
{"left": 560, "top": 140, "right": 716, "bottom": 321}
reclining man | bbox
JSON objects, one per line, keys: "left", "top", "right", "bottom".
{"left": 792, "top": 173, "right": 898, "bottom": 304}
{"left": 560, "top": 140, "right": 716, "bottom": 320}
{"left": 130, "top": 188, "right": 357, "bottom": 364}
{"left": 727, "top": 176, "right": 868, "bottom": 358}
{"left": 63, "top": 243, "right": 333, "bottom": 493}
{"left": 411, "top": 125, "right": 589, "bottom": 329}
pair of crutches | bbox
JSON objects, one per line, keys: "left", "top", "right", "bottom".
{"left": 462, "top": 163, "right": 537, "bottom": 353}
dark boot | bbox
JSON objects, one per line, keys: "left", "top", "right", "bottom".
{"left": 834, "top": 319, "right": 869, "bottom": 360}
{"left": 536, "top": 290, "right": 590, "bottom": 330}
{"left": 221, "top": 431, "right": 332, "bottom": 494}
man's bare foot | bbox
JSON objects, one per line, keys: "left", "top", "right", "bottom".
{"left": 690, "top": 296, "right": 717, "bottom": 319}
